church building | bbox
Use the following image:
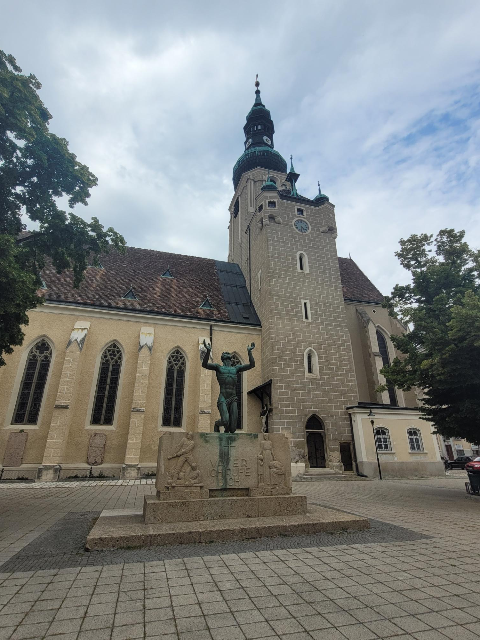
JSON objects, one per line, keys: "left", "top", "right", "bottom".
{"left": 0, "top": 81, "right": 444, "bottom": 482}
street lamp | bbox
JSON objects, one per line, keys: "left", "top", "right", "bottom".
{"left": 368, "top": 408, "right": 383, "bottom": 480}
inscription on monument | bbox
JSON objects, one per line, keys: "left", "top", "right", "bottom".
{"left": 87, "top": 433, "right": 106, "bottom": 466}
{"left": 3, "top": 432, "right": 28, "bottom": 467}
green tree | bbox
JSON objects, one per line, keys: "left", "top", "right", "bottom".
{"left": 0, "top": 50, "right": 125, "bottom": 366}
{"left": 381, "top": 229, "right": 480, "bottom": 444}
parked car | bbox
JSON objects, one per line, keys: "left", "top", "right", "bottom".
{"left": 465, "top": 457, "right": 480, "bottom": 474}
{"left": 445, "top": 456, "right": 472, "bottom": 470}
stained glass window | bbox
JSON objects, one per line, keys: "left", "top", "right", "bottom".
{"left": 230, "top": 353, "right": 243, "bottom": 430}
{"left": 91, "top": 343, "right": 122, "bottom": 425}
{"left": 162, "top": 349, "right": 186, "bottom": 427}
{"left": 374, "top": 427, "right": 392, "bottom": 451}
{"left": 13, "top": 339, "right": 52, "bottom": 425}
{"left": 376, "top": 330, "right": 398, "bottom": 406}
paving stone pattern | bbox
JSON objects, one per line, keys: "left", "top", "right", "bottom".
{"left": 0, "top": 475, "right": 479, "bottom": 640}
{"left": 0, "top": 512, "right": 429, "bottom": 573}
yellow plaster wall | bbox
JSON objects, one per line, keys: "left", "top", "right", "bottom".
{"left": 362, "top": 416, "right": 439, "bottom": 463}
{"left": 0, "top": 306, "right": 262, "bottom": 469}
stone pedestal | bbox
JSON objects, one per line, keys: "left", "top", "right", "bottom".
{"left": 86, "top": 431, "right": 370, "bottom": 549}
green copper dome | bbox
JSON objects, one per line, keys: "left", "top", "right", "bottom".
{"left": 233, "top": 146, "right": 287, "bottom": 189}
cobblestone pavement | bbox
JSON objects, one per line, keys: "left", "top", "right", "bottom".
{"left": 0, "top": 475, "right": 479, "bottom": 640}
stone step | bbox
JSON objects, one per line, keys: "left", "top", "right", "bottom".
{"left": 293, "top": 473, "right": 371, "bottom": 482}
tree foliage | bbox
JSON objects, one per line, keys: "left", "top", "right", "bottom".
{"left": 0, "top": 50, "right": 125, "bottom": 366}
{"left": 381, "top": 229, "right": 480, "bottom": 444}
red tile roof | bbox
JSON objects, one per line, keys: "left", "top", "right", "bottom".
{"left": 338, "top": 257, "right": 383, "bottom": 303}
{"left": 41, "top": 248, "right": 383, "bottom": 321}
{"left": 42, "top": 247, "right": 233, "bottom": 322}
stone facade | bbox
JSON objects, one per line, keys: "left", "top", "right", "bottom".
{"left": 229, "top": 169, "right": 358, "bottom": 470}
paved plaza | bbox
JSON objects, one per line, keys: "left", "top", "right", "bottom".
{"left": 0, "top": 475, "right": 479, "bottom": 640}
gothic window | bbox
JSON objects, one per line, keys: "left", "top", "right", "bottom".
{"left": 374, "top": 427, "right": 392, "bottom": 452}
{"left": 376, "top": 329, "right": 398, "bottom": 406}
{"left": 229, "top": 353, "right": 243, "bottom": 430}
{"left": 13, "top": 339, "right": 52, "bottom": 425}
{"left": 304, "top": 348, "right": 319, "bottom": 376}
{"left": 162, "top": 349, "right": 187, "bottom": 427}
{"left": 407, "top": 428, "right": 424, "bottom": 452}
{"left": 91, "top": 343, "right": 122, "bottom": 425}
{"left": 302, "top": 300, "right": 311, "bottom": 321}
{"left": 233, "top": 198, "right": 239, "bottom": 218}
{"left": 267, "top": 201, "right": 276, "bottom": 208}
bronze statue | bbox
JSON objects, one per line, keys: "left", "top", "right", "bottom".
{"left": 202, "top": 341, "right": 255, "bottom": 433}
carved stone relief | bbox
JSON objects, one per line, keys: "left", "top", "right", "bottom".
{"left": 87, "top": 433, "right": 106, "bottom": 466}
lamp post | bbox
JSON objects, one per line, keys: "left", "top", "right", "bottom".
{"left": 368, "top": 408, "right": 382, "bottom": 480}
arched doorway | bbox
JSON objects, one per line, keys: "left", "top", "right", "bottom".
{"left": 306, "top": 415, "right": 326, "bottom": 468}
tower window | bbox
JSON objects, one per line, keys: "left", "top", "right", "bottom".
{"left": 162, "top": 349, "right": 187, "bottom": 427}
{"left": 91, "top": 342, "right": 122, "bottom": 426}
{"left": 267, "top": 201, "right": 276, "bottom": 209}
{"left": 258, "top": 204, "right": 263, "bottom": 213}
{"left": 233, "top": 198, "right": 239, "bottom": 218}
{"left": 297, "top": 208, "right": 304, "bottom": 216}
{"left": 304, "top": 348, "right": 319, "bottom": 377}
{"left": 297, "top": 252, "right": 309, "bottom": 273}
{"left": 13, "top": 339, "right": 52, "bottom": 425}
{"left": 302, "top": 300, "right": 311, "bottom": 321}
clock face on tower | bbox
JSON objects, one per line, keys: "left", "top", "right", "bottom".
{"left": 263, "top": 135, "right": 272, "bottom": 146}
{"left": 294, "top": 219, "right": 310, "bottom": 234}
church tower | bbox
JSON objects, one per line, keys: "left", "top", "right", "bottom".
{"left": 228, "top": 79, "right": 359, "bottom": 471}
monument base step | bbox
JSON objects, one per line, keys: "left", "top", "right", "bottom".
{"left": 85, "top": 505, "right": 370, "bottom": 550}
{"left": 143, "top": 494, "right": 306, "bottom": 523}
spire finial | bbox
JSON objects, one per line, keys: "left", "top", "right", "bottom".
{"left": 290, "top": 155, "right": 295, "bottom": 172}
{"left": 318, "top": 180, "right": 321, "bottom": 195}
{"left": 255, "top": 74, "right": 260, "bottom": 89}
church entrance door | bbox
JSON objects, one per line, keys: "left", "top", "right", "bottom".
{"left": 307, "top": 432, "right": 326, "bottom": 468}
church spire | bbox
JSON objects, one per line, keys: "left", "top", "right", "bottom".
{"left": 232, "top": 79, "right": 287, "bottom": 189}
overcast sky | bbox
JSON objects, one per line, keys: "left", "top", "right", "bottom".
{"left": 3, "top": 0, "right": 480, "bottom": 295}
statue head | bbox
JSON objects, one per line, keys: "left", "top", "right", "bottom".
{"left": 221, "top": 352, "right": 233, "bottom": 365}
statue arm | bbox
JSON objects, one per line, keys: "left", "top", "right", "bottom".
{"left": 237, "top": 343, "right": 255, "bottom": 372}
{"left": 201, "top": 340, "right": 218, "bottom": 371}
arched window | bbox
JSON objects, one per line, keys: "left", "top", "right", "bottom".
{"left": 407, "top": 428, "right": 424, "bottom": 452}
{"left": 304, "top": 348, "right": 319, "bottom": 377}
{"left": 376, "top": 330, "right": 397, "bottom": 406}
{"left": 230, "top": 353, "right": 243, "bottom": 430}
{"left": 13, "top": 339, "right": 52, "bottom": 425}
{"left": 374, "top": 427, "right": 392, "bottom": 452}
{"left": 162, "top": 349, "right": 187, "bottom": 427}
{"left": 297, "top": 252, "right": 309, "bottom": 273}
{"left": 306, "top": 415, "right": 324, "bottom": 431}
{"left": 91, "top": 342, "right": 123, "bottom": 425}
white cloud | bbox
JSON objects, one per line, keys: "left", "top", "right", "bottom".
{"left": 3, "top": 0, "right": 480, "bottom": 294}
